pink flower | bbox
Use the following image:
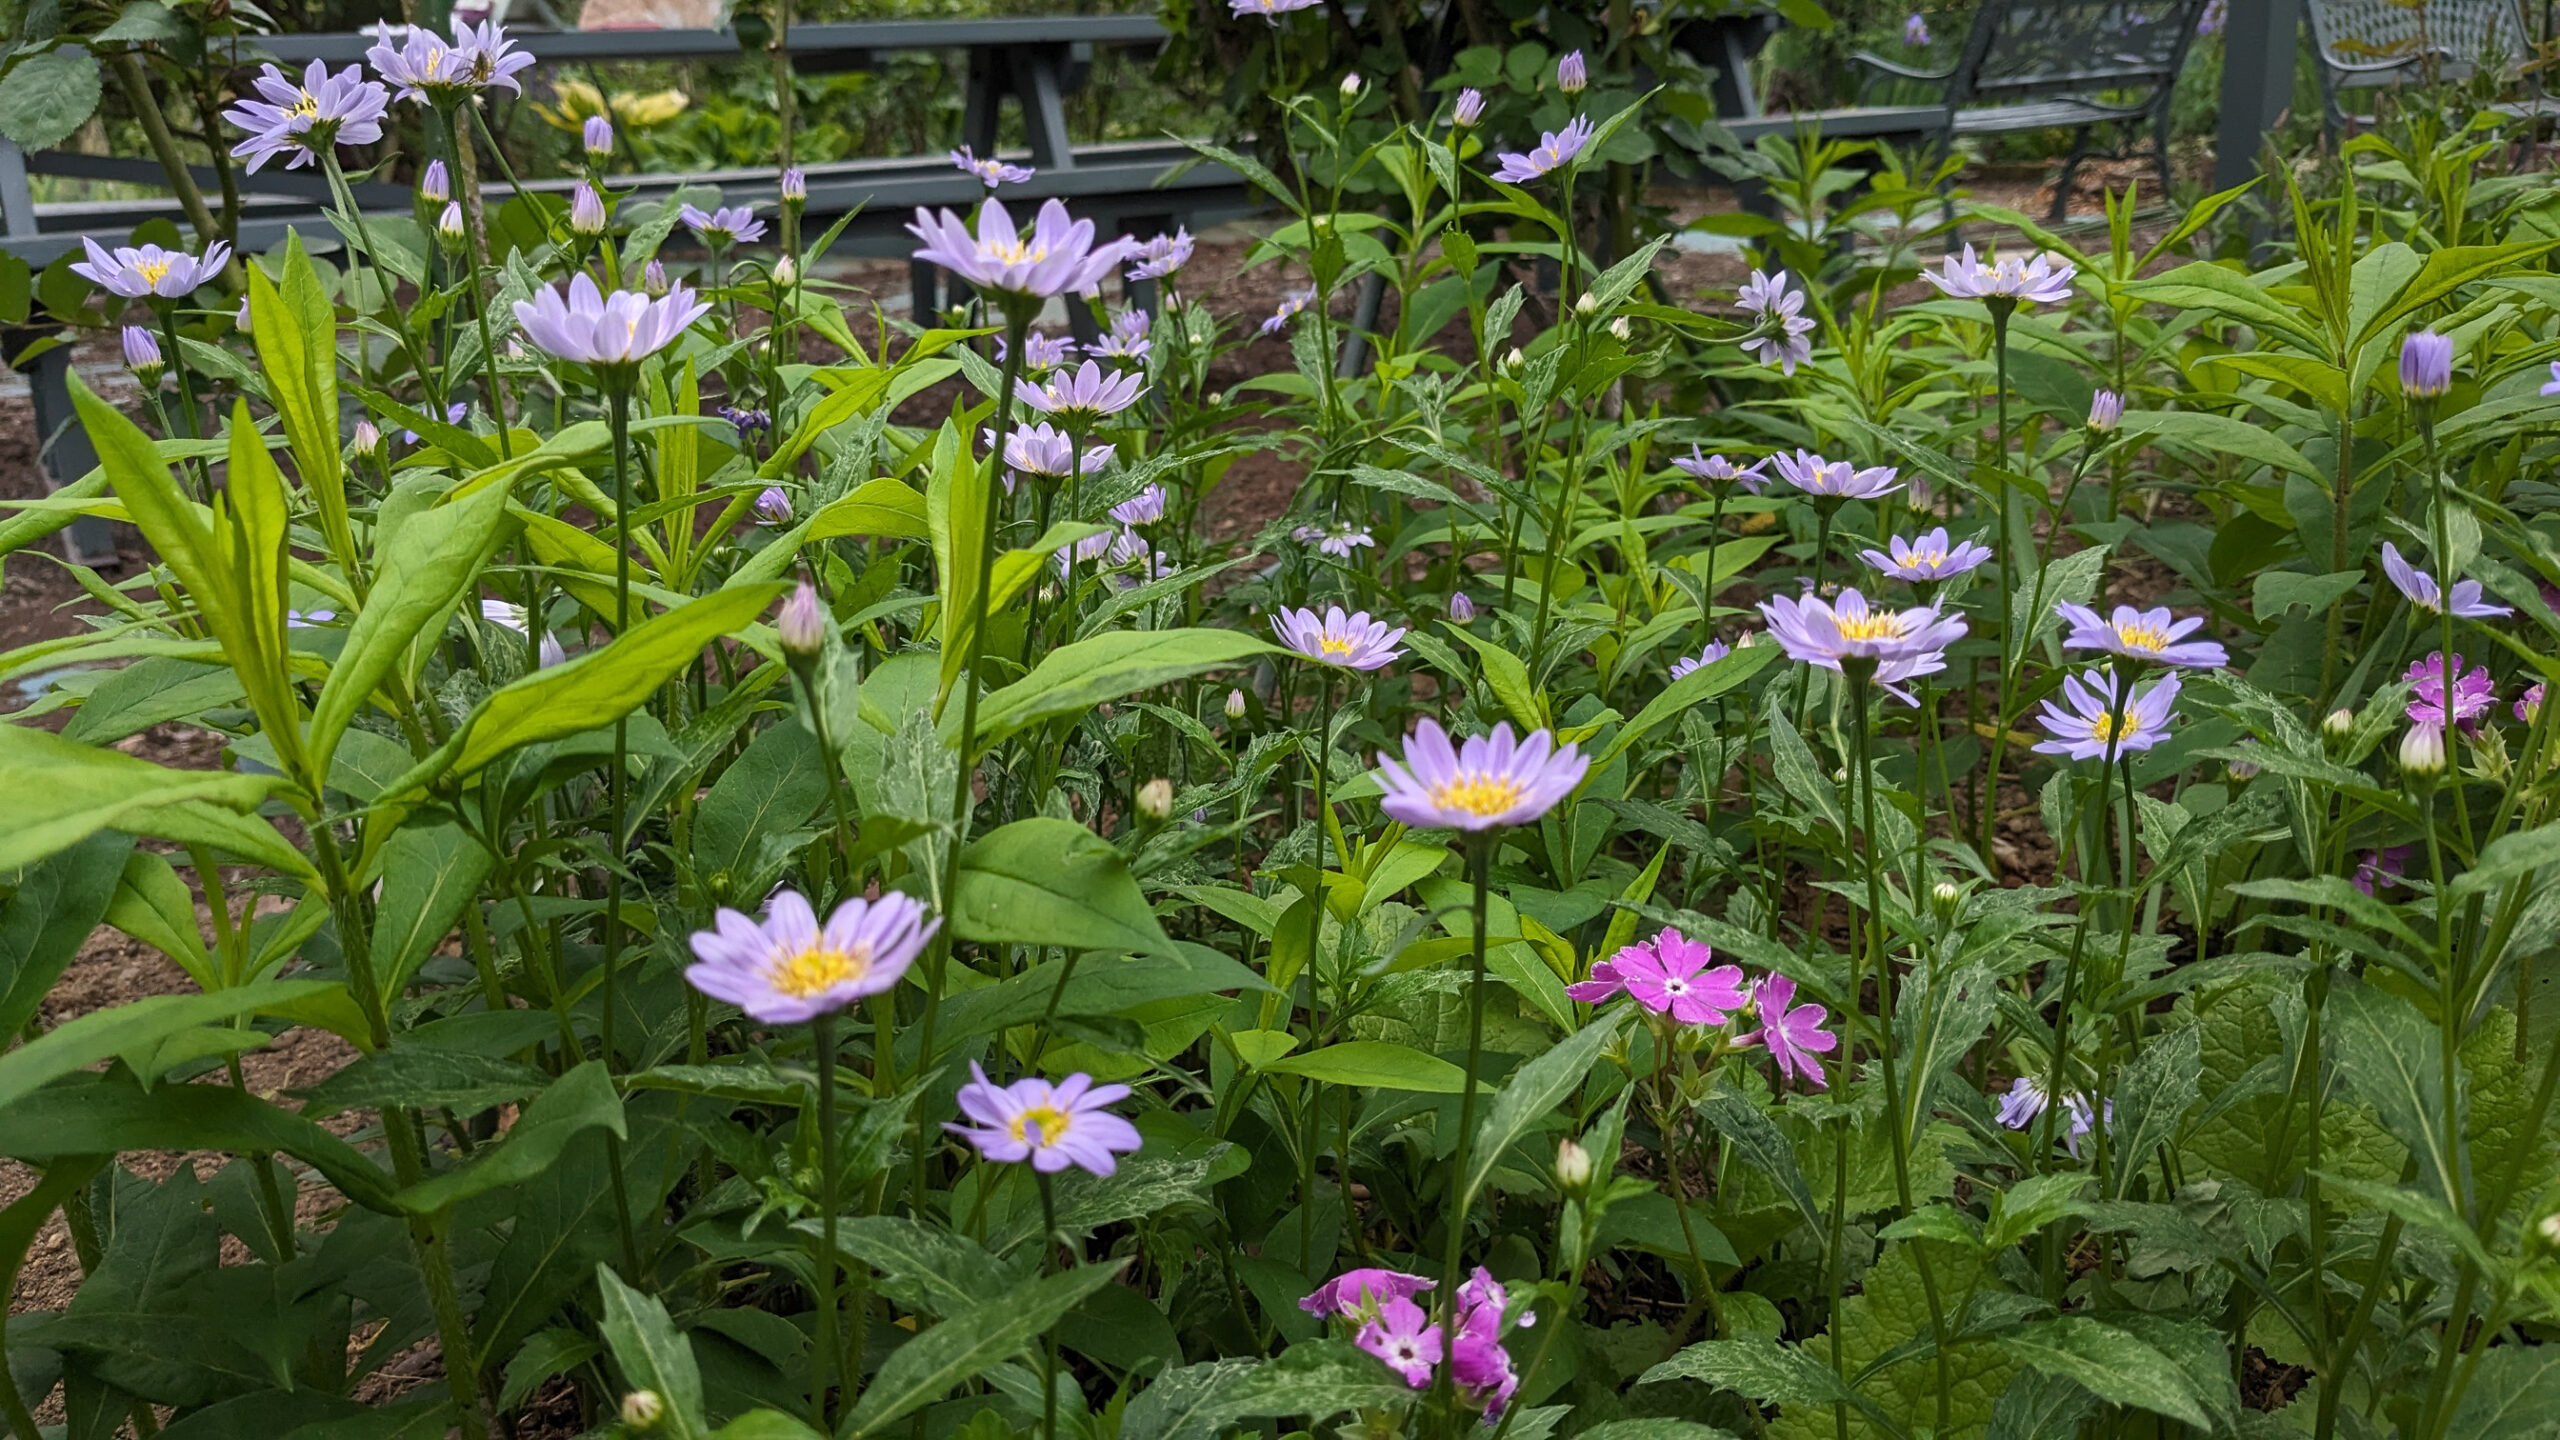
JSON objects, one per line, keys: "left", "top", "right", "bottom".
{"left": 1301, "top": 1267, "right": 1434, "bottom": 1318}
{"left": 1355, "top": 1298, "right": 1442, "bottom": 1388}
{"left": 2404, "top": 651, "right": 2495, "bottom": 731}
{"left": 1735, "top": 973, "right": 1837, "bottom": 1089}
{"left": 1565, "top": 956, "right": 1626, "bottom": 1005}
{"left": 2354, "top": 844, "right": 2414, "bottom": 896}
{"left": 1611, "top": 930, "right": 1748, "bottom": 1025}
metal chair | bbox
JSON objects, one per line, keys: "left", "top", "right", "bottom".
{"left": 2303, "top": 0, "right": 2554, "bottom": 133}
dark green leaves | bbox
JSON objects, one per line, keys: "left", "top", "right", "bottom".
{"left": 842, "top": 1260, "right": 1128, "bottom": 1436}
{"left": 952, "top": 817, "right": 1177, "bottom": 958}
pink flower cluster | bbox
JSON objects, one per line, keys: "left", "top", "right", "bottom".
{"left": 1304, "top": 1266, "right": 1527, "bottom": 1416}
{"left": 1566, "top": 928, "right": 1839, "bottom": 1089}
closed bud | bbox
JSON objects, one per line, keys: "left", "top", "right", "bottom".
{"left": 570, "top": 181, "right": 607, "bottom": 236}
{"left": 1609, "top": 316, "right": 1632, "bottom": 341}
{"left": 235, "top": 294, "right": 252, "bottom": 332}
{"left": 351, "top": 419, "right": 383, "bottom": 458}
{"left": 583, "top": 114, "right": 614, "bottom": 158}
{"left": 1575, "top": 292, "right": 1599, "bottom": 315}
{"left": 436, "top": 201, "right": 467, "bottom": 251}
{"left": 419, "top": 158, "right": 449, "bottom": 206}
{"left": 774, "top": 254, "right": 799, "bottom": 287}
{"left": 2401, "top": 721, "right": 2446, "bottom": 779}
{"left": 1501, "top": 346, "right": 1524, "bottom": 371}
{"left": 620, "top": 1390, "right": 665, "bottom": 1430}
{"left": 1449, "top": 591, "right": 1475, "bottom": 622}
{"left": 1340, "top": 72, "right": 1363, "bottom": 98}
{"left": 1137, "top": 777, "right": 1175, "bottom": 821}
{"left": 755, "top": 485, "right": 793, "bottom": 526}
{"left": 778, "top": 581, "right": 826, "bottom": 659}
{"left": 2087, "top": 388, "right": 2123, "bottom": 432}
{"left": 2538, "top": 1212, "right": 2560, "bottom": 1254}
{"left": 780, "top": 165, "right": 808, "bottom": 205}
{"left": 2323, "top": 707, "right": 2355, "bottom": 741}
{"left": 644, "top": 258, "right": 670, "bottom": 296}
{"left": 1453, "top": 87, "right": 1485, "bottom": 127}
{"left": 1555, "top": 1136, "right": 1593, "bottom": 1190}
{"left": 1225, "top": 688, "right": 1248, "bottom": 720}
{"left": 1930, "top": 879, "right": 1961, "bottom": 915}
{"left": 2401, "top": 328, "right": 2453, "bottom": 399}
{"left": 121, "top": 325, "right": 163, "bottom": 385}
{"left": 1557, "top": 49, "right": 1588, "bottom": 94}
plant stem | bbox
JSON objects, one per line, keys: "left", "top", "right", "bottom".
{"left": 1436, "top": 831, "right": 1496, "bottom": 1418}
{"left": 600, "top": 380, "right": 642, "bottom": 1275}
{"left": 812, "top": 1009, "right": 840, "bottom": 1431}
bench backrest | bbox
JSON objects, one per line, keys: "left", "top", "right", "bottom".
{"left": 1946, "top": 0, "right": 2212, "bottom": 106}
{"left": 2303, "top": 0, "right": 2529, "bottom": 74}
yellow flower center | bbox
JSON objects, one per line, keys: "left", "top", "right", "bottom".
{"left": 1913, "top": 548, "right": 1945, "bottom": 569}
{"left": 135, "top": 259, "right": 171, "bottom": 286}
{"left": 1429, "top": 772, "right": 1526, "bottom": 817}
{"left": 1010, "top": 1104, "right": 1072, "bottom": 1146}
{"left": 1317, "top": 632, "right": 1355, "bottom": 657}
{"left": 2087, "top": 710, "right": 2125, "bottom": 743}
{"left": 2111, "top": 620, "right": 2171, "bottom": 652}
{"left": 290, "top": 91, "right": 322, "bottom": 120}
{"left": 985, "top": 237, "right": 1052, "bottom": 266}
{"left": 768, "top": 941, "right": 874, "bottom": 998}
{"left": 1835, "top": 609, "right": 1908, "bottom": 643}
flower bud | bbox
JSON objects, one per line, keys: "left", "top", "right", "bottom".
{"left": 755, "top": 486, "right": 793, "bottom": 526}
{"left": 1449, "top": 591, "right": 1476, "bottom": 622}
{"left": 644, "top": 258, "right": 669, "bottom": 296}
{"left": 1225, "top": 688, "right": 1248, "bottom": 720}
{"left": 778, "top": 581, "right": 826, "bottom": 659}
{"left": 1137, "top": 777, "right": 1175, "bottom": 821}
{"left": 1575, "top": 292, "right": 1599, "bottom": 315}
{"left": 351, "top": 419, "right": 383, "bottom": 458}
{"left": 570, "top": 181, "right": 607, "bottom": 236}
{"left": 2226, "top": 741, "right": 2261, "bottom": 781}
{"left": 436, "top": 201, "right": 467, "bottom": 251}
{"left": 538, "top": 632, "right": 567, "bottom": 668}
{"left": 620, "top": 1390, "right": 665, "bottom": 1430}
{"left": 1340, "top": 72, "right": 1363, "bottom": 98}
{"left": 419, "top": 158, "right": 450, "bottom": 206}
{"left": 2087, "top": 388, "right": 2123, "bottom": 432}
{"left": 583, "top": 115, "right": 614, "bottom": 159}
{"left": 2401, "top": 721, "right": 2446, "bottom": 779}
{"left": 1555, "top": 1137, "right": 1593, "bottom": 1189}
{"left": 781, "top": 165, "right": 808, "bottom": 206}
{"left": 1558, "top": 49, "right": 1588, "bottom": 94}
{"left": 1930, "top": 879, "right": 1961, "bottom": 915}
{"left": 1453, "top": 87, "right": 1485, "bottom": 127}
{"left": 235, "top": 294, "right": 252, "bottom": 332}
{"left": 2401, "top": 328, "right": 2453, "bottom": 399}
{"left": 121, "top": 325, "right": 163, "bottom": 386}
{"left": 1501, "top": 346, "right": 1525, "bottom": 371}
{"left": 2323, "top": 707, "right": 2355, "bottom": 741}
{"left": 2538, "top": 1211, "right": 2560, "bottom": 1255}
{"left": 1609, "top": 316, "right": 1632, "bottom": 342}
{"left": 774, "top": 254, "right": 799, "bottom": 287}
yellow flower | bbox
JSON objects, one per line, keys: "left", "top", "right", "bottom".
{"left": 535, "top": 79, "right": 690, "bottom": 132}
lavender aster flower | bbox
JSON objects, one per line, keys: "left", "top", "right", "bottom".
{"left": 1760, "top": 589, "right": 1967, "bottom": 702}
{"left": 1292, "top": 523, "right": 1375, "bottom": 558}
{"left": 1922, "top": 243, "right": 2076, "bottom": 305}
{"left": 2197, "top": 0, "right": 2227, "bottom": 33}
{"left": 997, "top": 329, "right": 1078, "bottom": 374}
{"left": 1230, "top": 0, "right": 1321, "bottom": 21}
{"left": 996, "top": 422, "right": 1115, "bottom": 483}
{"left": 1860, "top": 527, "right": 1994, "bottom": 582}
{"left": 2088, "top": 389, "right": 2124, "bottom": 431}
{"left": 1491, "top": 115, "right": 1596, "bottom": 185}
{"left": 908, "top": 197, "right": 1133, "bottom": 303}
{"left": 1667, "top": 639, "right": 1732, "bottom": 681}
{"left": 1110, "top": 483, "right": 1169, "bottom": 527}
{"left": 1088, "top": 307, "right": 1152, "bottom": 361}
{"left": 368, "top": 19, "right": 532, "bottom": 104}
{"left": 2381, "top": 540, "right": 2511, "bottom": 618}
{"left": 2543, "top": 360, "right": 2560, "bottom": 398}
{"left": 1904, "top": 11, "right": 1932, "bottom": 44}
{"left": 512, "top": 273, "right": 710, "bottom": 370}
{"left": 1672, "top": 449, "right": 1767, "bottom": 493}
{"left": 947, "top": 1063, "right": 1143, "bottom": 1175}
{"left": 1261, "top": 287, "right": 1317, "bottom": 336}
{"left": 1272, "top": 605, "right": 1407, "bottom": 670}
{"left": 2055, "top": 602, "right": 2227, "bottom": 668}
{"left": 1053, "top": 528, "right": 1117, "bottom": 577}
{"left": 754, "top": 486, "right": 793, "bottom": 525}
{"left": 1020, "top": 360, "right": 1147, "bottom": 425}
{"left": 1557, "top": 50, "right": 1587, "bottom": 93}
{"left": 225, "top": 60, "right": 392, "bottom": 172}
{"left": 73, "top": 237, "right": 232, "bottom": 300}
{"left": 950, "top": 146, "right": 1035, "bottom": 189}
{"left": 1373, "top": 719, "right": 1588, "bottom": 831}
{"left": 1126, "top": 228, "right": 1194, "bottom": 281}
{"left": 2401, "top": 329, "right": 2453, "bottom": 398}
{"left": 2034, "top": 671, "right": 2181, "bottom": 761}
{"left": 1995, "top": 1075, "right": 2052, "bottom": 1131}
{"left": 680, "top": 203, "right": 766, "bottom": 246}
{"left": 1735, "top": 268, "right": 1816, "bottom": 375}
{"left": 1453, "top": 87, "right": 1485, "bottom": 126}
{"left": 685, "top": 889, "right": 937, "bottom": 1025}
{"left": 1771, "top": 449, "right": 1901, "bottom": 501}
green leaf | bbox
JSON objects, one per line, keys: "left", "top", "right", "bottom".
{"left": 1447, "top": 625, "right": 1545, "bottom": 732}
{"left": 960, "top": 628, "right": 1279, "bottom": 752}
{"left": 369, "top": 822, "right": 494, "bottom": 997}
{"left": 1639, "top": 1336, "right": 1858, "bottom": 1406}
{"left": 295, "top": 1045, "right": 548, "bottom": 1119}
{"left": 2326, "top": 979, "right": 2459, "bottom": 1206}
{"left": 1984, "top": 1173, "right": 2094, "bottom": 1251}
{"left": 2118, "top": 410, "right": 2320, "bottom": 484}
{"left": 1695, "top": 1088, "right": 1823, "bottom": 1233}
{"left": 247, "top": 238, "right": 353, "bottom": 597}
{"left": 1589, "top": 643, "right": 1776, "bottom": 775}
{"left": 707, "top": 1414, "right": 826, "bottom": 1440}
{"left": 2449, "top": 817, "right": 2560, "bottom": 900}
{"left": 1261, "top": 1041, "right": 1469, "bottom": 1093}
{"left": 2448, "top": 1344, "right": 2560, "bottom": 1439}
{"left": 0, "top": 49, "right": 101, "bottom": 152}
{"left": 1464, "top": 1011, "right": 1624, "bottom": 1207}
{"left": 952, "top": 816, "right": 1177, "bottom": 959}
{"left": 447, "top": 585, "right": 785, "bottom": 778}
{"left": 0, "top": 830, "right": 132, "bottom": 1040}
{"left": 0, "top": 979, "right": 336, "bottom": 1110}
{"left": 496, "top": 1328, "right": 601, "bottom": 1412}
{"left": 692, "top": 721, "right": 828, "bottom": 891}
{"left": 394, "top": 1060, "right": 627, "bottom": 1215}
{"left": 595, "top": 1266, "right": 705, "bottom": 1439}
{"left": 1984, "top": 1367, "right": 2097, "bottom": 1440}
{"left": 1995, "top": 1316, "right": 2209, "bottom": 1428}
{"left": 2250, "top": 570, "right": 2363, "bottom": 622}
{"left": 843, "top": 1259, "right": 1128, "bottom": 1436}
{"left": 821, "top": 1216, "right": 1024, "bottom": 1319}
{"left": 0, "top": 1074, "right": 397, "bottom": 1212}
{"left": 2106, "top": 1024, "right": 2201, "bottom": 1199}
{"left": 1120, "top": 1359, "right": 1264, "bottom": 1440}
{"left": 805, "top": 476, "right": 929, "bottom": 542}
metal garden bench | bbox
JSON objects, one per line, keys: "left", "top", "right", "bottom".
{"left": 1852, "top": 0, "right": 2214, "bottom": 218}
{"left": 2302, "top": 0, "right": 2555, "bottom": 132}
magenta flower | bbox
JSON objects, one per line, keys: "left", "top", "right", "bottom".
{"left": 1673, "top": 449, "right": 1767, "bottom": 493}
{"left": 1261, "top": 287, "right": 1317, "bottom": 336}
{"left": 2401, "top": 329, "right": 2453, "bottom": 398}
{"left": 1088, "top": 306, "right": 1152, "bottom": 361}
{"left": 1736, "top": 269, "right": 1816, "bottom": 375}
{"left": 1110, "top": 483, "right": 1169, "bottom": 527}
{"left": 1126, "top": 227, "right": 1194, "bottom": 281}
{"left": 1668, "top": 639, "right": 1733, "bottom": 681}
{"left": 2381, "top": 541, "right": 2511, "bottom": 618}
{"left": 2519, "top": 682, "right": 2545, "bottom": 724}
{"left": 512, "top": 273, "right": 710, "bottom": 370}
{"left": 680, "top": 203, "right": 765, "bottom": 246}
{"left": 950, "top": 145, "right": 1034, "bottom": 188}
{"left": 225, "top": 60, "right": 392, "bottom": 172}
{"left": 1230, "top": 0, "right": 1320, "bottom": 21}
{"left": 1451, "top": 1318, "right": 1519, "bottom": 1417}
{"left": 1492, "top": 115, "right": 1596, "bottom": 185}
{"left": 947, "top": 1064, "right": 1143, "bottom": 1175}
{"left": 1354, "top": 1298, "right": 1442, "bottom": 1388}
{"left": 1020, "top": 359, "right": 1146, "bottom": 424}
{"left": 1760, "top": 589, "right": 1967, "bottom": 674}
{"left": 1772, "top": 448, "right": 1901, "bottom": 500}
{"left": 685, "top": 889, "right": 937, "bottom": 1025}
{"left": 1374, "top": 719, "right": 1588, "bottom": 831}
{"left": 74, "top": 237, "right": 232, "bottom": 301}
{"left": 2404, "top": 651, "right": 2496, "bottom": 730}
{"left": 1861, "top": 527, "right": 1994, "bottom": 582}
{"left": 1565, "top": 955, "right": 1627, "bottom": 1005}
{"left": 2055, "top": 602, "right": 2228, "bottom": 669}
{"left": 2354, "top": 844, "right": 2414, "bottom": 896}
{"left": 1272, "top": 605, "right": 1406, "bottom": 670}
{"left": 1595, "top": 929, "right": 1747, "bottom": 1025}
{"left": 1301, "top": 1268, "right": 1434, "bottom": 1318}
{"left": 2033, "top": 671, "right": 2181, "bottom": 762}
{"left": 908, "top": 197, "right": 1133, "bottom": 302}
{"left": 1922, "top": 243, "right": 2076, "bottom": 305}
{"left": 1735, "top": 973, "right": 1837, "bottom": 1089}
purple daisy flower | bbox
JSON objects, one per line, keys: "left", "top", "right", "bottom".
{"left": 2054, "top": 602, "right": 2228, "bottom": 668}
{"left": 908, "top": 197, "right": 1133, "bottom": 303}
{"left": 1995, "top": 1076, "right": 2106, "bottom": 1155}
{"left": 1261, "top": 287, "right": 1317, "bottom": 336}
{"left": 995, "top": 422, "right": 1114, "bottom": 484}
{"left": 224, "top": 60, "right": 392, "bottom": 172}
{"left": 946, "top": 1063, "right": 1143, "bottom": 1175}
{"left": 2404, "top": 651, "right": 2496, "bottom": 730}
{"left": 1759, "top": 588, "right": 1965, "bottom": 672}
{"left": 754, "top": 486, "right": 793, "bottom": 525}
{"left": 1668, "top": 639, "right": 1734, "bottom": 681}
{"left": 1861, "top": 527, "right": 1995, "bottom": 582}
{"left": 1052, "top": 528, "right": 1117, "bottom": 578}
{"left": 1355, "top": 1298, "right": 1442, "bottom": 1388}
{"left": 1109, "top": 483, "right": 1169, "bottom": 527}
{"left": 1491, "top": 115, "right": 1596, "bottom": 185}
{"left": 512, "top": 273, "right": 710, "bottom": 369}
{"left": 1271, "top": 604, "right": 1407, "bottom": 671}
{"left": 367, "top": 19, "right": 534, "bottom": 104}
{"left": 950, "top": 145, "right": 1035, "bottom": 188}
{"left": 1736, "top": 269, "right": 1816, "bottom": 375}
{"left": 1904, "top": 11, "right": 1932, "bottom": 44}
{"left": 2381, "top": 540, "right": 2511, "bottom": 618}
{"left": 2033, "top": 670, "right": 2182, "bottom": 762}
{"left": 2542, "top": 360, "right": 2560, "bottom": 398}
{"left": 997, "top": 329, "right": 1077, "bottom": 373}
{"left": 74, "top": 237, "right": 231, "bottom": 301}
{"left": 685, "top": 889, "right": 938, "bottom": 1025}
{"left": 1302, "top": 1268, "right": 1434, "bottom": 1319}
{"left": 1020, "top": 359, "right": 1147, "bottom": 424}
{"left": 1672, "top": 449, "right": 1767, "bottom": 493}
{"left": 1922, "top": 243, "right": 2076, "bottom": 305}
{"left": 1771, "top": 448, "right": 1901, "bottom": 500}
{"left": 1088, "top": 307, "right": 1152, "bottom": 361}
{"left": 679, "top": 203, "right": 766, "bottom": 246}
{"left": 1290, "top": 523, "right": 1374, "bottom": 558}
{"left": 1126, "top": 227, "right": 1195, "bottom": 281}
{"left": 1735, "top": 973, "right": 1836, "bottom": 1090}
{"left": 1373, "top": 719, "right": 1588, "bottom": 831}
